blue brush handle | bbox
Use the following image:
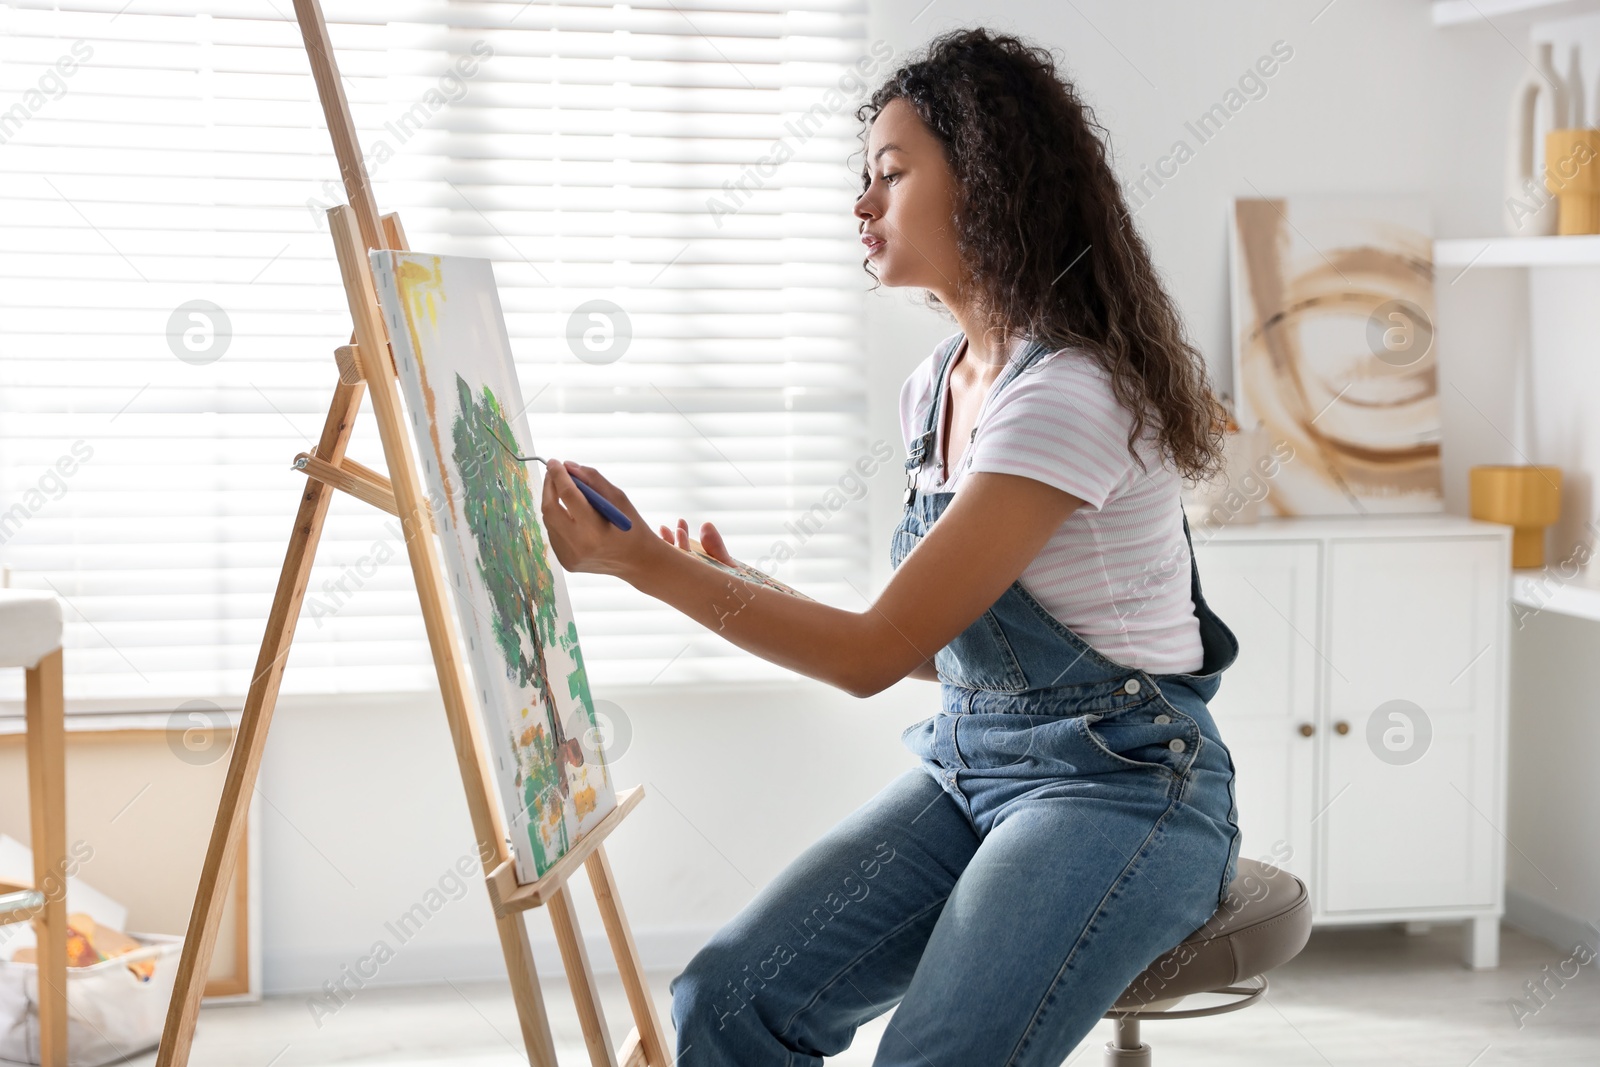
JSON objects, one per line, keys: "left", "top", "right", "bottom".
{"left": 570, "top": 472, "right": 633, "bottom": 531}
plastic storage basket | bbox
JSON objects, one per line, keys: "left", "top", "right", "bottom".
{"left": 0, "top": 933, "right": 183, "bottom": 1067}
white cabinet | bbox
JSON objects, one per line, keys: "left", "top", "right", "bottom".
{"left": 1192, "top": 515, "right": 1511, "bottom": 968}
{"left": 1193, "top": 541, "right": 1319, "bottom": 885}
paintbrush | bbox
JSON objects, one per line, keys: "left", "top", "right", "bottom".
{"left": 477, "top": 412, "right": 633, "bottom": 531}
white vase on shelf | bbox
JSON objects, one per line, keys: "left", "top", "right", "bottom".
{"left": 1564, "top": 42, "right": 1585, "bottom": 128}
{"left": 1503, "top": 41, "right": 1565, "bottom": 237}
{"left": 1542, "top": 40, "right": 1572, "bottom": 127}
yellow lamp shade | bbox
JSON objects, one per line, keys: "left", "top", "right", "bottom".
{"left": 1469, "top": 465, "right": 1562, "bottom": 568}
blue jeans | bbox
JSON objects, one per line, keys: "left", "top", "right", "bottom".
{"left": 667, "top": 673, "right": 1239, "bottom": 1066}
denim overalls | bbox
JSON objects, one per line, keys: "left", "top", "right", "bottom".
{"left": 669, "top": 335, "right": 1244, "bottom": 1067}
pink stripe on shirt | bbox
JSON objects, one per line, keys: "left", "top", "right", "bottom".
{"left": 898, "top": 334, "right": 1204, "bottom": 674}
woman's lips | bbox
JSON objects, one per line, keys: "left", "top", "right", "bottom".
{"left": 862, "top": 234, "right": 885, "bottom": 255}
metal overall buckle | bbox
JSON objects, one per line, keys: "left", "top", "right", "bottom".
{"left": 904, "top": 429, "right": 932, "bottom": 506}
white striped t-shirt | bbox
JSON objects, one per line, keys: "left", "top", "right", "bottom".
{"left": 898, "top": 334, "right": 1204, "bottom": 674}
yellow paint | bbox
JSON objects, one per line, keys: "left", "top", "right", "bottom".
{"left": 573, "top": 783, "right": 596, "bottom": 819}
{"left": 392, "top": 255, "right": 455, "bottom": 513}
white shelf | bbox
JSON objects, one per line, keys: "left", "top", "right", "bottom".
{"left": 1195, "top": 512, "right": 1509, "bottom": 543}
{"left": 1512, "top": 567, "right": 1600, "bottom": 621}
{"left": 1433, "top": 234, "right": 1600, "bottom": 266}
{"left": 1433, "top": 0, "right": 1600, "bottom": 27}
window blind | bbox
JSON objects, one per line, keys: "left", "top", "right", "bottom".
{"left": 0, "top": 0, "right": 877, "bottom": 708}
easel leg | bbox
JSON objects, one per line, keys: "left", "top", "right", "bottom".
{"left": 498, "top": 911, "right": 562, "bottom": 1066}
{"left": 25, "top": 648, "right": 67, "bottom": 1067}
{"left": 156, "top": 381, "right": 367, "bottom": 1067}
{"left": 550, "top": 885, "right": 617, "bottom": 1066}
{"left": 587, "top": 845, "right": 671, "bottom": 1066}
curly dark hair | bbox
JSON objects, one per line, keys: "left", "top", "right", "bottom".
{"left": 856, "top": 27, "right": 1226, "bottom": 484}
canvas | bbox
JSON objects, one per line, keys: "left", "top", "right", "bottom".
{"left": 371, "top": 250, "right": 617, "bottom": 882}
{"left": 1229, "top": 194, "right": 1441, "bottom": 516}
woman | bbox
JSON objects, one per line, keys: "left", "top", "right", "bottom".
{"left": 541, "top": 27, "right": 1243, "bottom": 1067}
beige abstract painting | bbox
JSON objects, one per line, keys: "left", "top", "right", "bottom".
{"left": 1229, "top": 195, "right": 1440, "bottom": 515}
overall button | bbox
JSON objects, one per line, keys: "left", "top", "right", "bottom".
{"left": 1153, "top": 714, "right": 1172, "bottom": 725}
{"left": 1122, "top": 678, "right": 1141, "bottom": 695}
{"left": 1168, "top": 738, "right": 1186, "bottom": 753}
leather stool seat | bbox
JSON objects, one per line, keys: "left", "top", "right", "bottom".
{"left": 1098, "top": 858, "right": 1312, "bottom": 1065}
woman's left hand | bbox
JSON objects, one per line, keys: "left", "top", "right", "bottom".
{"left": 540, "top": 459, "right": 654, "bottom": 578}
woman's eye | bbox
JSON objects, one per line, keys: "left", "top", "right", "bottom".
{"left": 882, "top": 172, "right": 900, "bottom": 185}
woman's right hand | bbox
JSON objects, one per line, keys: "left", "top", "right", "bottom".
{"left": 659, "top": 517, "right": 738, "bottom": 567}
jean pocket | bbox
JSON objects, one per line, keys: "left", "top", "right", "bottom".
{"left": 900, "top": 713, "right": 936, "bottom": 750}
{"left": 935, "top": 610, "right": 1028, "bottom": 692}
{"left": 950, "top": 713, "right": 1051, "bottom": 771}
{"left": 1081, "top": 699, "right": 1199, "bottom": 778}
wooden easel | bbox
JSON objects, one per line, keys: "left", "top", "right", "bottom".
{"left": 155, "top": 2, "right": 670, "bottom": 1064}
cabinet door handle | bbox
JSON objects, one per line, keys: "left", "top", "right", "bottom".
{"left": 1334, "top": 720, "right": 1350, "bottom": 735}
{"left": 1298, "top": 723, "right": 1315, "bottom": 737}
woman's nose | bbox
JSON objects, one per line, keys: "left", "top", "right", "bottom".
{"left": 853, "top": 192, "right": 876, "bottom": 222}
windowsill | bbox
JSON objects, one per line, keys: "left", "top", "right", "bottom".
{"left": 0, "top": 672, "right": 915, "bottom": 720}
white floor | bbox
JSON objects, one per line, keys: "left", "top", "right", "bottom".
{"left": 19, "top": 922, "right": 1600, "bottom": 1066}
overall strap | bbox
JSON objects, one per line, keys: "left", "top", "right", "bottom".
{"left": 902, "top": 334, "right": 965, "bottom": 507}
{"left": 1180, "top": 506, "right": 1201, "bottom": 606}
{"left": 901, "top": 335, "right": 1054, "bottom": 508}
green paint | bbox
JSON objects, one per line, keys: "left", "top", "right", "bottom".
{"left": 450, "top": 372, "right": 588, "bottom": 874}
{"left": 560, "top": 618, "right": 608, "bottom": 780}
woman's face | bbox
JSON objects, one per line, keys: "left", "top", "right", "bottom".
{"left": 854, "top": 97, "right": 962, "bottom": 299}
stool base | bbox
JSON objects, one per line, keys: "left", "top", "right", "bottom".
{"left": 1104, "top": 1018, "right": 1150, "bottom": 1066}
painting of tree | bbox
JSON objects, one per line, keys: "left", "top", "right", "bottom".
{"left": 450, "top": 374, "right": 586, "bottom": 865}
{"left": 375, "top": 249, "right": 618, "bottom": 882}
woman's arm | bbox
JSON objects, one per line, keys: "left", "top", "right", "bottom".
{"left": 540, "top": 458, "right": 1081, "bottom": 698}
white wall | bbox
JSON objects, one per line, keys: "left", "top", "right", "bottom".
{"left": 256, "top": 0, "right": 1594, "bottom": 999}
{"left": 259, "top": 680, "right": 934, "bottom": 994}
